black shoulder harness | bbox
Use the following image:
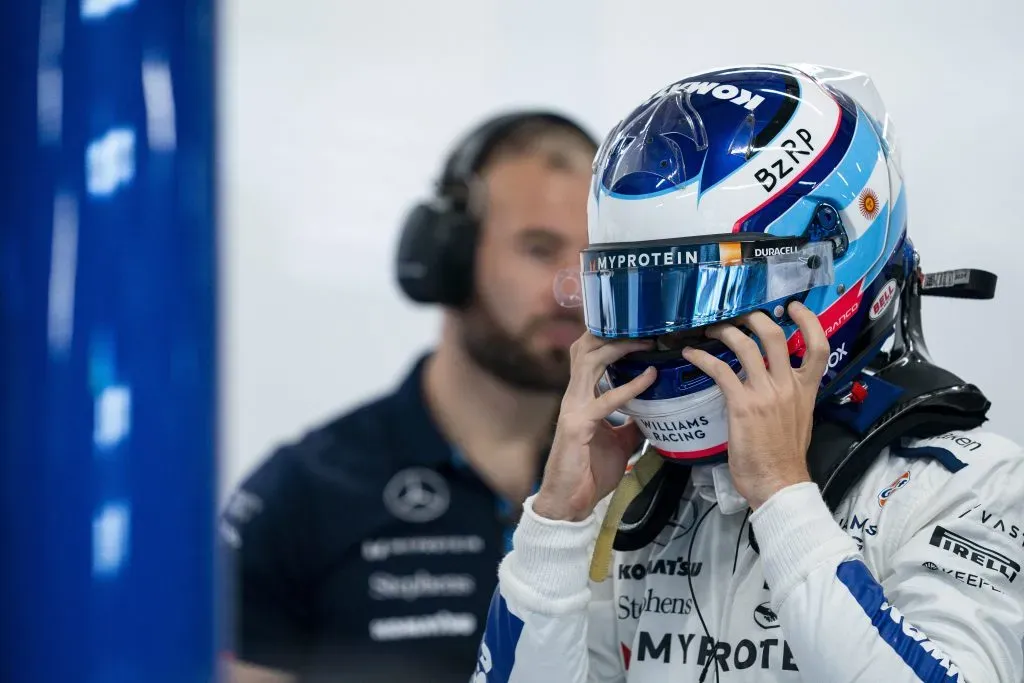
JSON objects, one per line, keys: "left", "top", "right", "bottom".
{"left": 808, "top": 358, "right": 989, "bottom": 510}
{"left": 613, "top": 266, "right": 996, "bottom": 553}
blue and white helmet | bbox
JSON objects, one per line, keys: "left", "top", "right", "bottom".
{"left": 556, "top": 64, "right": 912, "bottom": 463}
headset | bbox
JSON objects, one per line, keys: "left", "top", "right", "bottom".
{"left": 395, "top": 110, "right": 598, "bottom": 308}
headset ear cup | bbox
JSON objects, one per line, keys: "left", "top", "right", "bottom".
{"left": 441, "top": 213, "right": 477, "bottom": 308}
{"left": 396, "top": 202, "right": 444, "bottom": 304}
{"left": 396, "top": 202, "right": 477, "bottom": 307}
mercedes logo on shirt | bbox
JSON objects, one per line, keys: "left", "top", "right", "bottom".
{"left": 383, "top": 467, "right": 451, "bottom": 523}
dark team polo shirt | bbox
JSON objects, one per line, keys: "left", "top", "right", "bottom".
{"left": 220, "top": 356, "right": 540, "bottom": 682}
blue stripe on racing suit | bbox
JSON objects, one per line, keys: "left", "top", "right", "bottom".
{"left": 836, "top": 560, "right": 962, "bottom": 681}
{"left": 474, "top": 589, "right": 525, "bottom": 683}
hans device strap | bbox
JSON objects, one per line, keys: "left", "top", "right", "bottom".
{"left": 611, "top": 263, "right": 996, "bottom": 554}
{"left": 395, "top": 111, "right": 597, "bottom": 308}
{"left": 919, "top": 268, "right": 997, "bottom": 300}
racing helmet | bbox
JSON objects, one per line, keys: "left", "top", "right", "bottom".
{"left": 557, "top": 64, "right": 912, "bottom": 463}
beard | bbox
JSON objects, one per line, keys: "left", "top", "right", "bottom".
{"left": 459, "top": 301, "right": 576, "bottom": 393}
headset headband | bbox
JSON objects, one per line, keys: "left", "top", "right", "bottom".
{"left": 436, "top": 111, "right": 598, "bottom": 206}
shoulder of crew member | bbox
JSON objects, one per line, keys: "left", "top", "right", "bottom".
{"left": 221, "top": 384, "right": 415, "bottom": 566}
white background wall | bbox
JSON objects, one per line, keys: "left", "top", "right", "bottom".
{"left": 218, "top": 0, "right": 1024, "bottom": 498}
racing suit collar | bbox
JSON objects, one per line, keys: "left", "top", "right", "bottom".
{"left": 690, "top": 462, "right": 749, "bottom": 514}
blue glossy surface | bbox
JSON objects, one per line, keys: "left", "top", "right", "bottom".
{"left": 0, "top": 1, "right": 220, "bottom": 681}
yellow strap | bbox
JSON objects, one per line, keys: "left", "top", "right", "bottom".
{"left": 588, "top": 445, "right": 664, "bottom": 583}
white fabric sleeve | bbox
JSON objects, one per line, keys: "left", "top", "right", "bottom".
{"left": 751, "top": 460, "right": 1024, "bottom": 683}
{"left": 471, "top": 495, "right": 624, "bottom": 683}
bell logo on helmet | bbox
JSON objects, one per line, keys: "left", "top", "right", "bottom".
{"left": 643, "top": 80, "right": 766, "bottom": 112}
{"left": 869, "top": 279, "right": 898, "bottom": 321}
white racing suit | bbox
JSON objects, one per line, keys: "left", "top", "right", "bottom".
{"left": 473, "top": 429, "right": 1024, "bottom": 682}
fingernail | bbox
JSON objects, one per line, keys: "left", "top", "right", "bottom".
{"left": 681, "top": 346, "right": 693, "bottom": 357}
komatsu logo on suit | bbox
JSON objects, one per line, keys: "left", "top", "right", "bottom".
{"left": 645, "top": 80, "right": 766, "bottom": 111}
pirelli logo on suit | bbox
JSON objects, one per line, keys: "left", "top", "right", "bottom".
{"left": 929, "top": 526, "right": 1020, "bottom": 584}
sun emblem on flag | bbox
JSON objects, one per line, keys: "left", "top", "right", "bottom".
{"left": 858, "top": 188, "right": 880, "bottom": 220}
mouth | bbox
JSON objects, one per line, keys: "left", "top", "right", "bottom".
{"left": 539, "top": 319, "right": 586, "bottom": 349}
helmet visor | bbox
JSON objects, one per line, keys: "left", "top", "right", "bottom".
{"left": 555, "top": 237, "right": 835, "bottom": 338}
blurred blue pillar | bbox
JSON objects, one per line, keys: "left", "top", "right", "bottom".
{"left": 1, "top": 0, "right": 220, "bottom": 682}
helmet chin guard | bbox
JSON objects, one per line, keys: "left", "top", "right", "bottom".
{"left": 618, "top": 379, "right": 733, "bottom": 463}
